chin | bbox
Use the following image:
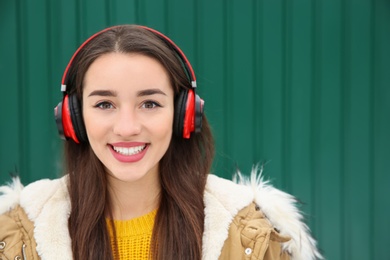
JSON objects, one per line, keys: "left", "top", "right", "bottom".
{"left": 106, "top": 164, "right": 159, "bottom": 183}
{"left": 109, "top": 172, "right": 145, "bottom": 183}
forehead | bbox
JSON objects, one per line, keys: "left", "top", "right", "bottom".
{"left": 83, "top": 52, "right": 172, "bottom": 92}
{"left": 87, "top": 52, "right": 167, "bottom": 75}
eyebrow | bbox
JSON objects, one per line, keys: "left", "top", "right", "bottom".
{"left": 88, "top": 90, "right": 117, "bottom": 97}
{"left": 137, "top": 88, "right": 167, "bottom": 97}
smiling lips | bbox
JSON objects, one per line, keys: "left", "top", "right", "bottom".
{"left": 109, "top": 142, "right": 148, "bottom": 162}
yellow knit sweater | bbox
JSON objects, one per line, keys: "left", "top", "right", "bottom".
{"left": 107, "top": 209, "right": 157, "bottom": 260}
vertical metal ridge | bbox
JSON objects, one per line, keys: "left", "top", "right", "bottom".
{"left": 310, "top": 0, "right": 321, "bottom": 237}
{"left": 134, "top": 0, "right": 140, "bottom": 24}
{"left": 79, "top": 0, "right": 89, "bottom": 40}
{"left": 16, "top": 0, "right": 29, "bottom": 179}
{"left": 281, "top": 0, "right": 292, "bottom": 190}
{"left": 281, "top": 0, "right": 287, "bottom": 189}
{"left": 105, "top": 0, "right": 112, "bottom": 25}
{"left": 76, "top": 0, "right": 82, "bottom": 44}
{"left": 45, "top": 0, "right": 53, "bottom": 142}
{"left": 252, "top": 0, "right": 263, "bottom": 162}
{"left": 164, "top": 0, "right": 169, "bottom": 34}
{"left": 340, "top": 0, "right": 349, "bottom": 257}
{"left": 369, "top": 0, "right": 376, "bottom": 256}
{"left": 223, "top": 0, "right": 233, "bottom": 169}
{"left": 193, "top": 0, "right": 199, "bottom": 71}
{"left": 221, "top": 0, "right": 227, "bottom": 164}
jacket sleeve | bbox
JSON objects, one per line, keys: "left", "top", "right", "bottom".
{"left": 0, "top": 206, "right": 40, "bottom": 260}
{"left": 219, "top": 203, "right": 291, "bottom": 260}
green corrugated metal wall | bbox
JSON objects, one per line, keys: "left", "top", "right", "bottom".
{"left": 1, "top": 0, "right": 389, "bottom": 259}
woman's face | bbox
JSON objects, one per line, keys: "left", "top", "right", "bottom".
{"left": 82, "top": 52, "right": 174, "bottom": 183}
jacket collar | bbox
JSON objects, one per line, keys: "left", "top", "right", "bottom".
{"left": 0, "top": 171, "right": 321, "bottom": 260}
{"left": 21, "top": 177, "right": 71, "bottom": 259}
{"left": 202, "top": 174, "right": 254, "bottom": 260}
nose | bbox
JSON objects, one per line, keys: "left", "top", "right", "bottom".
{"left": 112, "top": 107, "right": 142, "bottom": 137}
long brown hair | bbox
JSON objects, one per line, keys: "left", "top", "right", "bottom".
{"left": 64, "top": 25, "right": 215, "bottom": 259}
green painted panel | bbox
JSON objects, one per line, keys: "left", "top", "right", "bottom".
{"left": 0, "top": 1, "right": 389, "bottom": 259}
{"left": 317, "top": 0, "right": 344, "bottom": 259}
{"left": 197, "top": 0, "right": 226, "bottom": 173}
{"left": 261, "top": 0, "right": 285, "bottom": 187}
{"left": 343, "top": 0, "right": 373, "bottom": 258}
{"left": 0, "top": 0, "right": 21, "bottom": 184}
{"left": 24, "top": 0, "right": 52, "bottom": 183}
{"left": 372, "top": 1, "right": 390, "bottom": 259}
{"left": 228, "top": 0, "right": 256, "bottom": 176}
{"left": 288, "top": 0, "right": 314, "bottom": 218}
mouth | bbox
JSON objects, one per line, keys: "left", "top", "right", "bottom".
{"left": 111, "top": 144, "right": 147, "bottom": 156}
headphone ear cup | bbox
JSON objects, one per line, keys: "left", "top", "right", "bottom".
{"left": 194, "top": 94, "right": 204, "bottom": 133}
{"left": 55, "top": 95, "right": 80, "bottom": 143}
{"left": 174, "top": 89, "right": 203, "bottom": 139}
{"left": 54, "top": 101, "right": 65, "bottom": 140}
{"left": 68, "top": 94, "right": 88, "bottom": 143}
{"left": 174, "top": 89, "right": 188, "bottom": 137}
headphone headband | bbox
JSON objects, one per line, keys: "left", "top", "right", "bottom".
{"left": 61, "top": 25, "right": 197, "bottom": 93}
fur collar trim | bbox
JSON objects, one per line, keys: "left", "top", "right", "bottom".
{"left": 0, "top": 178, "right": 24, "bottom": 214}
{"left": 1, "top": 170, "right": 321, "bottom": 260}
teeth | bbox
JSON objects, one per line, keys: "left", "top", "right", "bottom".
{"left": 112, "top": 145, "right": 146, "bottom": 156}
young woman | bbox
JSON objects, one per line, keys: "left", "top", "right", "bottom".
{"left": 0, "top": 25, "right": 322, "bottom": 260}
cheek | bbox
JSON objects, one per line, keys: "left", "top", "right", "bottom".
{"left": 83, "top": 112, "right": 109, "bottom": 140}
{"left": 150, "top": 111, "right": 174, "bottom": 139}
{"left": 84, "top": 120, "right": 97, "bottom": 138}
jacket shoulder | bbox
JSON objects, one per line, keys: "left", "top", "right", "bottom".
{"left": 0, "top": 206, "right": 39, "bottom": 259}
{"left": 233, "top": 168, "right": 323, "bottom": 259}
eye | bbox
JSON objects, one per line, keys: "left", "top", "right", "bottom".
{"left": 141, "top": 100, "right": 161, "bottom": 109}
{"left": 94, "top": 101, "right": 114, "bottom": 110}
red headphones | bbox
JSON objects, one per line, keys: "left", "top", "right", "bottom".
{"left": 54, "top": 25, "right": 204, "bottom": 143}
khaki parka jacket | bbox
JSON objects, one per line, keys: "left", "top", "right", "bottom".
{"left": 0, "top": 172, "right": 322, "bottom": 260}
